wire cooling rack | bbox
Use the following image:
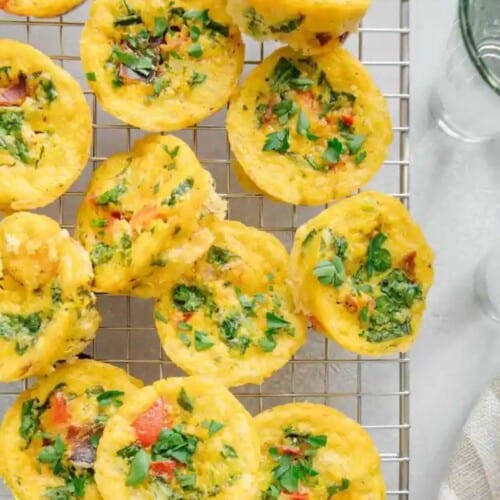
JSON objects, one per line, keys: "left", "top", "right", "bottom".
{"left": 0, "top": 0, "right": 410, "bottom": 497}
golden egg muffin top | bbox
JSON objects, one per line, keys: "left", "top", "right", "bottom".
{"left": 80, "top": 0, "right": 244, "bottom": 131}
{"left": 226, "top": 0, "right": 371, "bottom": 55}
{"left": 0, "top": 0, "right": 84, "bottom": 17}
{"left": 0, "top": 39, "right": 91, "bottom": 211}
{"left": 75, "top": 134, "right": 225, "bottom": 296}
{"left": 290, "top": 191, "right": 434, "bottom": 355}
{"left": 227, "top": 46, "right": 392, "bottom": 206}
{"left": 0, "top": 212, "right": 101, "bottom": 381}
{"left": 95, "top": 376, "right": 259, "bottom": 499}
{"left": 154, "top": 220, "right": 307, "bottom": 387}
{"left": 254, "top": 402, "right": 385, "bottom": 499}
{"left": 0, "top": 360, "right": 143, "bottom": 500}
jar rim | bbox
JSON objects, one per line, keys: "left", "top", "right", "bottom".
{"left": 459, "top": 0, "right": 500, "bottom": 96}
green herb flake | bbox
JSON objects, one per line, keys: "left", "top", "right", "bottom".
{"left": 327, "top": 478, "right": 351, "bottom": 497}
{"left": 90, "top": 243, "right": 115, "bottom": 266}
{"left": 20, "top": 398, "right": 41, "bottom": 444}
{"left": 154, "top": 310, "right": 168, "bottom": 324}
{"left": 187, "top": 43, "right": 203, "bottom": 58}
{"left": 269, "top": 15, "right": 305, "bottom": 34}
{"left": 296, "top": 109, "right": 319, "bottom": 141}
{"left": 172, "top": 284, "right": 206, "bottom": 312}
{"left": 189, "top": 72, "right": 207, "bottom": 87}
{"left": 266, "top": 312, "right": 290, "bottom": 330}
{"left": 322, "top": 137, "right": 343, "bottom": 164}
{"left": 86, "top": 72, "right": 96, "bottom": 82}
{"left": 341, "top": 132, "right": 365, "bottom": 154}
{"left": 126, "top": 449, "right": 150, "bottom": 486}
{"left": 91, "top": 218, "right": 108, "bottom": 228}
{"left": 202, "top": 419, "right": 224, "bottom": 436}
{"left": 96, "top": 183, "right": 126, "bottom": 205}
{"left": 177, "top": 387, "right": 194, "bottom": 412}
{"left": 163, "top": 144, "right": 180, "bottom": 159}
{"left": 207, "top": 246, "right": 234, "bottom": 267}
{"left": 178, "top": 321, "right": 192, "bottom": 331}
{"left": 221, "top": 444, "right": 238, "bottom": 458}
{"left": 152, "top": 77, "right": 168, "bottom": 98}
{"left": 263, "top": 128, "right": 290, "bottom": 154}
{"left": 153, "top": 16, "right": 168, "bottom": 37}
{"left": 178, "top": 473, "right": 197, "bottom": 490}
{"left": 355, "top": 150, "right": 367, "bottom": 165}
{"left": 178, "top": 332, "right": 191, "bottom": 346}
{"left": 366, "top": 232, "right": 391, "bottom": 277}
{"left": 194, "top": 330, "right": 214, "bottom": 351}
{"left": 163, "top": 178, "right": 194, "bottom": 207}
{"left": 96, "top": 390, "right": 125, "bottom": 407}
{"left": 313, "top": 257, "right": 345, "bottom": 288}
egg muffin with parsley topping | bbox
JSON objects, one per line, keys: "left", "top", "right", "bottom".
{"left": 0, "top": 212, "right": 101, "bottom": 382}
{"left": 75, "top": 134, "right": 226, "bottom": 296}
{"left": 290, "top": 191, "right": 434, "bottom": 355}
{"left": 227, "top": 46, "right": 392, "bottom": 206}
{"left": 0, "top": 360, "right": 142, "bottom": 500}
{"left": 154, "top": 220, "right": 307, "bottom": 387}
{"left": 80, "top": 0, "right": 244, "bottom": 131}
{"left": 254, "top": 403, "right": 385, "bottom": 499}
{"left": 95, "top": 376, "right": 259, "bottom": 499}
{"left": 0, "top": 40, "right": 91, "bottom": 211}
{"left": 0, "top": 0, "right": 84, "bottom": 17}
{"left": 226, "top": 0, "right": 371, "bottom": 55}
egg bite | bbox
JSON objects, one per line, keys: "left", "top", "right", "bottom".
{"left": 0, "top": 39, "right": 91, "bottom": 211}
{"left": 226, "top": 0, "right": 371, "bottom": 55}
{"left": 75, "top": 134, "right": 226, "bottom": 296}
{"left": 254, "top": 402, "right": 385, "bottom": 499}
{"left": 95, "top": 376, "right": 259, "bottom": 499}
{"left": 154, "top": 220, "right": 307, "bottom": 387}
{"left": 0, "top": 360, "right": 142, "bottom": 500}
{"left": 80, "top": 0, "right": 244, "bottom": 132}
{"left": 0, "top": 0, "right": 84, "bottom": 17}
{"left": 0, "top": 212, "right": 101, "bottom": 382}
{"left": 227, "top": 46, "right": 392, "bottom": 206}
{"left": 289, "top": 191, "right": 434, "bottom": 356}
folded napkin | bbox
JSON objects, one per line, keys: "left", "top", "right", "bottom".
{"left": 439, "top": 377, "right": 500, "bottom": 499}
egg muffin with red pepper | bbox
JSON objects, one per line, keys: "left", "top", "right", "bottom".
{"left": 226, "top": 0, "right": 371, "bottom": 55}
{"left": 0, "top": 0, "right": 84, "bottom": 17}
{"left": 0, "top": 212, "right": 101, "bottom": 382}
{"left": 227, "top": 46, "right": 392, "bottom": 206}
{"left": 290, "top": 191, "right": 434, "bottom": 355}
{"left": 254, "top": 403, "right": 385, "bottom": 499}
{"left": 0, "top": 360, "right": 142, "bottom": 500}
{"left": 95, "top": 376, "right": 259, "bottom": 499}
{"left": 0, "top": 40, "right": 91, "bottom": 211}
{"left": 80, "top": 0, "right": 244, "bottom": 132}
{"left": 75, "top": 134, "right": 226, "bottom": 296}
{"left": 154, "top": 220, "right": 307, "bottom": 387}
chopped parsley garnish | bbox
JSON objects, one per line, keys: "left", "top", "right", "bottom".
{"left": 322, "top": 137, "right": 343, "bottom": 164}
{"left": 177, "top": 387, "right": 194, "bottom": 412}
{"left": 189, "top": 72, "right": 207, "bottom": 87}
{"left": 39, "top": 78, "right": 58, "bottom": 103}
{"left": 355, "top": 150, "right": 367, "bottom": 165}
{"left": 86, "top": 72, "right": 96, "bottom": 81}
{"left": 126, "top": 449, "right": 150, "bottom": 486}
{"left": 259, "top": 312, "right": 291, "bottom": 353}
{"left": 313, "top": 257, "right": 345, "bottom": 288}
{"left": 327, "top": 478, "right": 351, "bottom": 497}
{"left": 51, "top": 282, "right": 62, "bottom": 304}
{"left": 219, "top": 314, "right": 250, "bottom": 354}
{"left": 341, "top": 132, "right": 365, "bottom": 154}
{"left": 296, "top": 109, "right": 319, "bottom": 141}
{"left": 202, "top": 419, "right": 224, "bottom": 437}
{"left": 37, "top": 435, "right": 66, "bottom": 471}
{"left": 163, "top": 178, "right": 194, "bottom": 207}
{"left": 263, "top": 128, "right": 290, "bottom": 154}
{"left": 20, "top": 398, "right": 42, "bottom": 444}
{"left": 194, "top": 330, "right": 214, "bottom": 351}
{"left": 221, "top": 444, "right": 238, "bottom": 458}
{"left": 163, "top": 144, "right": 180, "bottom": 158}
{"left": 272, "top": 99, "right": 298, "bottom": 125}
{"left": 207, "top": 246, "right": 234, "bottom": 267}
{"left": 96, "top": 390, "right": 125, "bottom": 407}
{"left": 153, "top": 16, "right": 168, "bottom": 37}
{"left": 366, "top": 232, "right": 391, "bottom": 277}
{"left": 0, "top": 111, "right": 30, "bottom": 163}
{"left": 0, "top": 312, "right": 43, "bottom": 355}
{"left": 91, "top": 218, "right": 108, "bottom": 228}
{"left": 151, "top": 426, "right": 199, "bottom": 464}
{"left": 154, "top": 310, "right": 168, "bottom": 324}
{"left": 172, "top": 284, "right": 206, "bottom": 312}
{"left": 90, "top": 243, "right": 115, "bottom": 266}
{"left": 269, "top": 15, "right": 305, "bottom": 33}
{"left": 152, "top": 77, "right": 168, "bottom": 98}
{"left": 96, "top": 182, "right": 126, "bottom": 205}
{"left": 270, "top": 58, "right": 300, "bottom": 93}
{"left": 178, "top": 333, "right": 191, "bottom": 346}
{"left": 187, "top": 43, "right": 203, "bottom": 58}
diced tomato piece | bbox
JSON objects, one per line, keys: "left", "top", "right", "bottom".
{"left": 279, "top": 445, "right": 302, "bottom": 456}
{"left": 150, "top": 460, "right": 177, "bottom": 480}
{"left": 341, "top": 114, "right": 354, "bottom": 126}
{"left": 182, "top": 312, "right": 194, "bottom": 322}
{"left": 344, "top": 295, "right": 360, "bottom": 314}
{"left": 285, "top": 493, "right": 309, "bottom": 500}
{"left": 132, "top": 399, "right": 171, "bottom": 447}
{"left": 402, "top": 251, "right": 417, "bottom": 278}
{"left": 50, "top": 392, "right": 70, "bottom": 426}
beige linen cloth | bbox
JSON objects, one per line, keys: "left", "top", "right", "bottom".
{"left": 439, "top": 376, "right": 500, "bottom": 500}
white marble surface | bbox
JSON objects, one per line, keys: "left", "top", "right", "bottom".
{"left": 411, "top": 1, "right": 500, "bottom": 499}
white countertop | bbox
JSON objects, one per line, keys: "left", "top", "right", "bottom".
{"left": 411, "top": 1, "right": 500, "bottom": 498}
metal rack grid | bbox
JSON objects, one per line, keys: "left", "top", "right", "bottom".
{"left": 0, "top": 0, "right": 410, "bottom": 498}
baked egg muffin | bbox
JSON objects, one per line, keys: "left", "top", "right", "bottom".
{"left": 254, "top": 402, "right": 385, "bottom": 499}
{"left": 0, "top": 0, "right": 84, "bottom": 17}
{"left": 80, "top": 0, "right": 244, "bottom": 131}
{"left": 290, "top": 191, "right": 434, "bottom": 355}
{"left": 0, "top": 360, "right": 142, "bottom": 500}
{"left": 226, "top": 0, "right": 372, "bottom": 55}
{"left": 154, "top": 220, "right": 307, "bottom": 387}
{"left": 0, "top": 212, "right": 101, "bottom": 381}
{"left": 227, "top": 46, "right": 392, "bottom": 206}
{"left": 75, "top": 134, "right": 226, "bottom": 296}
{"left": 0, "top": 40, "right": 91, "bottom": 211}
{"left": 95, "top": 376, "right": 259, "bottom": 499}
